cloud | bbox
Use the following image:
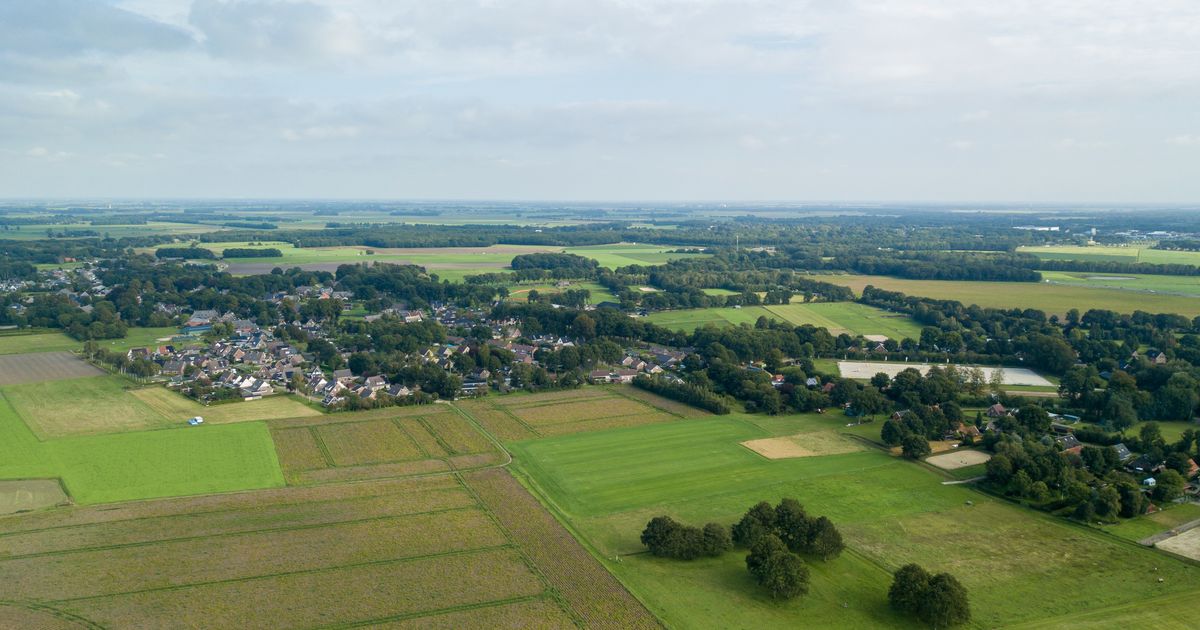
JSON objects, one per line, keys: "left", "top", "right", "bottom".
{"left": 0, "top": 0, "right": 193, "bottom": 57}
{"left": 1166, "top": 134, "right": 1200, "bottom": 146}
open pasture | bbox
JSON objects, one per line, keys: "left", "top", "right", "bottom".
{"left": 130, "top": 386, "right": 319, "bottom": 426}
{"left": 823, "top": 274, "right": 1200, "bottom": 317}
{"left": 645, "top": 302, "right": 924, "bottom": 339}
{"left": 269, "top": 406, "right": 503, "bottom": 484}
{"left": 0, "top": 393, "right": 283, "bottom": 505}
{"left": 563, "top": 242, "right": 709, "bottom": 268}
{"left": 510, "top": 413, "right": 1200, "bottom": 628}
{"left": 837, "top": 360, "right": 1053, "bottom": 386}
{"left": 0, "top": 465, "right": 651, "bottom": 628}
{"left": 1040, "top": 270, "right": 1200, "bottom": 297}
{"left": 0, "top": 352, "right": 103, "bottom": 385}
{"left": 504, "top": 280, "right": 618, "bottom": 304}
{"left": 1019, "top": 244, "right": 1200, "bottom": 266}
{"left": 0, "top": 332, "right": 83, "bottom": 355}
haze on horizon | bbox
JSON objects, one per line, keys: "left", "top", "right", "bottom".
{"left": 1, "top": 1, "right": 1198, "bottom": 203}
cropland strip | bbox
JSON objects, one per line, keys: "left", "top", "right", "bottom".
{"left": 0, "top": 480, "right": 69, "bottom": 515}
{"left": 465, "top": 468, "right": 662, "bottom": 630}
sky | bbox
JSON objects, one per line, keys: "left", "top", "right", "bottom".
{"left": 0, "top": 0, "right": 1198, "bottom": 202}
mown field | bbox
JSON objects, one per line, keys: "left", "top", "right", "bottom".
{"left": 1, "top": 374, "right": 318, "bottom": 438}
{"left": 504, "top": 280, "right": 619, "bottom": 304}
{"left": 0, "top": 326, "right": 180, "bottom": 356}
{"left": 509, "top": 412, "right": 1200, "bottom": 628}
{"left": 1041, "top": 270, "right": 1200, "bottom": 297}
{"left": 644, "top": 301, "right": 924, "bottom": 339}
{"left": 1019, "top": 245, "right": 1200, "bottom": 265}
{"left": 0, "top": 392, "right": 283, "bottom": 504}
{"left": 823, "top": 274, "right": 1200, "bottom": 317}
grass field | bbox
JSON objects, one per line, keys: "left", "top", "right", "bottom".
{"left": 1020, "top": 245, "right": 1200, "bottom": 266}
{"left": 645, "top": 302, "right": 924, "bottom": 339}
{"left": 509, "top": 412, "right": 1200, "bottom": 628}
{"left": 504, "top": 280, "right": 618, "bottom": 304}
{"left": 463, "top": 387, "right": 687, "bottom": 440}
{"left": 0, "top": 326, "right": 181, "bottom": 356}
{"left": 0, "top": 392, "right": 283, "bottom": 504}
{"left": 1, "top": 375, "right": 318, "bottom": 438}
{"left": 823, "top": 274, "right": 1200, "bottom": 317}
{"left": 1041, "top": 270, "right": 1200, "bottom": 297}
{"left": 0, "top": 462, "right": 655, "bottom": 627}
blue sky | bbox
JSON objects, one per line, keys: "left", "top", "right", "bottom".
{"left": 1, "top": 0, "right": 1198, "bottom": 202}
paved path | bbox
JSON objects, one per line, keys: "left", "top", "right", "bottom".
{"left": 942, "top": 476, "right": 985, "bottom": 485}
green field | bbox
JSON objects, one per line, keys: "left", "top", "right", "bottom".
{"left": 0, "top": 393, "right": 283, "bottom": 504}
{"left": 0, "top": 221, "right": 228, "bottom": 240}
{"left": 1041, "top": 270, "right": 1200, "bottom": 297}
{"left": 562, "top": 243, "right": 709, "bottom": 268}
{"left": 509, "top": 413, "right": 1200, "bottom": 628}
{"left": 644, "top": 302, "right": 923, "bottom": 339}
{"left": 1020, "top": 245, "right": 1200, "bottom": 266}
{"left": 0, "top": 327, "right": 183, "bottom": 356}
{"left": 824, "top": 274, "right": 1200, "bottom": 317}
{"left": 504, "top": 281, "right": 618, "bottom": 304}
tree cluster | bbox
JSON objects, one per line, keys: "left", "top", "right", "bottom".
{"left": 888, "top": 564, "right": 971, "bottom": 628}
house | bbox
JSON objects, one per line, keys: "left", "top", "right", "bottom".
{"left": 1055, "top": 434, "right": 1082, "bottom": 451}
{"left": 986, "top": 403, "right": 1008, "bottom": 418}
{"left": 1112, "top": 443, "right": 1134, "bottom": 462}
{"left": 612, "top": 369, "right": 639, "bottom": 384}
{"left": 1146, "top": 350, "right": 1169, "bottom": 365}
{"left": 364, "top": 375, "right": 387, "bottom": 391}
{"left": 1129, "top": 454, "right": 1164, "bottom": 474}
{"left": 805, "top": 377, "right": 820, "bottom": 388}
{"left": 1144, "top": 477, "right": 1158, "bottom": 487}
{"left": 588, "top": 370, "right": 612, "bottom": 384}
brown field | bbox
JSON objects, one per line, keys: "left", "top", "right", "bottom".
{"left": 1156, "top": 527, "right": 1200, "bottom": 562}
{"left": 741, "top": 432, "right": 864, "bottom": 459}
{"left": 465, "top": 468, "right": 661, "bottom": 629}
{"left": 316, "top": 419, "right": 424, "bottom": 466}
{"left": 265, "top": 403, "right": 444, "bottom": 429}
{"left": 402, "top": 419, "right": 450, "bottom": 457}
{"left": 0, "top": 352, "right": 103, "bottom": 385}
{"left": 374, "top": 598, "right": 576, "bottom": 629}
{"left": 424, "top": 414, "right": 494, "bottom": 454}
{"left": 454, "top": 400, "right": 538, "bottom": 441}
{"left": 270, "top": 427, "right": 329, "bottom": 472}
{"left": 290, "top": 458, "right": 451, "bottom": 484}
{"left": 613, "top": 384, "right": 712, "bottom": 418}
{"left": 0, "top": 473, "right": 601, "bottom": 628}
{"left": 926, "top": 449, "right": 993, "bottom": 470}
{"left": 0, "top": 479, "right": 69, "bottom": 516}
{"left": 499, "top": 388, "right": 616, "bottom": 407}
{"left": 512, "top": 397, "right": 657, "bottom": 426}
{"left": 536, "top": 413, "right": 675, "bottom": 436}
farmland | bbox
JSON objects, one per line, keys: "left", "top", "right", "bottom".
{"left": 644, "top": 301, "right": 924, "bottom": 339}
{"left": 1019, "top": 244, "right": 1200, "bottom": 265}
{"left": 0, "top": 392, "right": 283, "bottom": 504}
{"left": 458, "top": 386, "right": 688, "bottom": 440}
{"left": 184, "top": 240, "right": 705, "bottom": 277}
{"left": 0, "top": 454, "right": 655, "bottom": 627}
{"left": 0, "top": 326, "right": 181, "bottom": 356}
{"left": 268, "top": 404, "right": 505, "bottom": 484}
{"left": 822, "top": 274, "right": 1200, "bottom": 317}
{"left": 0, "top": 352, "right": 103, "bottom": 385}
{"left": 509, "top": 412, "right": 1200, "bottom": 628}
{"left": 1040, "top": 270, "right": 1200, "bottom": 297}
{"left": 1, "top": 374, "right": 318, "bottom": 438}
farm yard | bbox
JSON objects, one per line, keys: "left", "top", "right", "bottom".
{"left": 509, "top": 412, "right": 1200, "bottom": 628}
{"left": 644, "top": 302, "right": 924, "bottom": 340}
{"left": 822, "top": 274, "right": 1200, "bottom": 317}
{"left": 836, "top": 361, "right": 1054, "bottom": 386}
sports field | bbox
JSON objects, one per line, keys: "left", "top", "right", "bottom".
{"left": 645, "top": 302, "right": 924, "bottom": 339}
{"left": 0, "top": 375, "right": 318, "bottom": 438}
{"left": 0, "top": 393, "right": 283, "bottom": 504}
{"left": 823, "top": 274, "right": 1200, "bottom": 317}
{"left": 1019, "top": 245, "right": 1200, "bottom": 265}
{"left": 509, "top": 412, "right": 1200, "bottom": 628}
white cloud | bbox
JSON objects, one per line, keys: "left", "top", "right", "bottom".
{"left": 1166, "top": 134, "right": 1200, "bottom": 146}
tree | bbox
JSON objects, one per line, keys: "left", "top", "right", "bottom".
{"left": 851, "top": 386, "right": 889, "bottom": 419}
{"left": 806, "top": 516, "right": 844, "bottom": 560}
{"left": 640, "top": 516, "right": 678, "bottom": 555}
{"left": 1140, "top": 422, "right": 1164, "bottom": 448}
{"left": 1153, "top": 470, "right": 1186, "bottom": 502}
{"left": 901, "top": 433, "right": 931, "bottom": 459}
{"left": 1166, "top": 451, "right": 1193, "bottom": 476}
{"left": 732, "top": 501, "right": 776, "bottom": 546}
{"left": 1015, "top": 405, "right": 1051, "bottom": 434}
{"left": 1117, "top": 482, "right": 1147, "bottom": 518}
{"left": 881, "top": 419, "right": 905, "bottom": 446}
{"left": 919, "top": 573, "right": 972, "bottom": 628}
{"left": 773, "top": 498, "right": 810, "bottom": 552}
{"left": 888, "top": 564, "right": 931, "bottom": 614}
{"left": 746, "top": 535, "right": 809, "bottom": 599}
{"left": 701, "top": 522, "right": 733, "bottom": 556}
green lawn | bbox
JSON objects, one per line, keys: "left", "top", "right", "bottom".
{"left": 0, "top": 393, "right": 283, "bottom": 504}
{"left": 1104, "top": 503, "right": 1200, "bottom": 542}
{"left": 562, "top": 243, "right": 709, "bottom": 269}
{"left": 504, "top": 281, "right": 618, "bottom": 304}
{"left": 823, "top": 274, "right": 1200, "bottom": 317}
{"left": 509, "top": 415, "right": 1200, "bottom": 628}
{"left": 644, "top": 306, "right": 777, "bottom": 330}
